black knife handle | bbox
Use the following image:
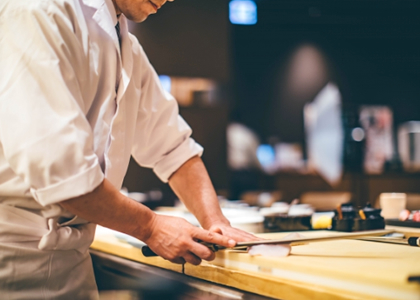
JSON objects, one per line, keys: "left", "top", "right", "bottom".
{"left": 141, "top": 241, "right": 220, "bottom": 258}
{"left": 408, "top": 237, "right": 420, "bottom": 247}
{"left": 142, "top": 246, "right": 158, "bottom": 257}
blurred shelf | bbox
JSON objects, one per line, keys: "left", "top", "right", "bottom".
{"left": 257, "top": 171, "right": 420, "bottom": 208}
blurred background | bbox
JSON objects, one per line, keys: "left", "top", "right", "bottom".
{"left": 121, "top": 0, "right": 420, "bottom": 212}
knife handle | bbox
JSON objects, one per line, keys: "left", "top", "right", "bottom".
{"left": 142, "top": 246, "right": 158, "bottom": 257}
{"left": 408, "top": 237, "right": 420, "bottom": 247}
{"left": 141, "top": 241, "right": 222, "bottom": 258}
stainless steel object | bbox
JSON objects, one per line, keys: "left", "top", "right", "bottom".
{"left": 398, "top": 121, "right": 420, "bottom": 172}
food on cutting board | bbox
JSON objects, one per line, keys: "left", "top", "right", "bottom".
{"left": 248, "top": 233, "right": 305, "bottom": 257}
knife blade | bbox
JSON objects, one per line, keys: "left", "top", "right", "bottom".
{"left": 141, "top": 229, "right": 393, "bottom": 257}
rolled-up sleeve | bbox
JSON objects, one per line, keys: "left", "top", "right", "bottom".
{"left": 130, "top": 45, "right": 203, "bottom": 182}
{"left": 0, "top": 3, "right": 104, "bottom": 206}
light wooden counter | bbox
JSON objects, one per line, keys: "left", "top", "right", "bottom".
{"left": 91, "top": 226, "right": 420, "bottom": 300}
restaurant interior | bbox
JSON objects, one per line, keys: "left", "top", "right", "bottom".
{"left": 93, "top": 1, "right": 420, "bottom": 299}
{"left": 122, "top": 0, "right": 420, "bottom": 209}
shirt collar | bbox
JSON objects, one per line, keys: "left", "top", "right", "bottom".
{"left": 104, "top": 0, "right": 119, "bottom": 26}
{"left": 82, "top": 0, "right": 119, "bottom": 26}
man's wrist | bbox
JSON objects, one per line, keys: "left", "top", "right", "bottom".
{"left": 131, "top": 208, "right": 157, "bottom": 242}
{"left": 200, "top": 214, "right": 231, "bottom": 230}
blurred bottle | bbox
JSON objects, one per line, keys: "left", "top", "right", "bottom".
{"left": 342, "top": 104, "right": 365, "bottom": 172}
{"left": 359, "top": 106, "right": 394, "bottom": 174}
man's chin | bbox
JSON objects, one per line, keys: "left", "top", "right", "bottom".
{"left": 124, "top": 12, "right": 150, "bottom": 23}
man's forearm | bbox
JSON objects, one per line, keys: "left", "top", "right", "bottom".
{"left": 60, "top": 179, "right": 155, "bottom": 241}
{"left": 61, "top": 173, "right": 237, "bottom": 265}
{"left": 168, "top": 156, "right": 230, "bottom": 229}
{"left": 60, "top": 156, "right": 255, "bottom": 263}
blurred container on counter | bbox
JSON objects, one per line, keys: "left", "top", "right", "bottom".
{"left": 261, "top": 202, "right": 314, "bottom": 232}
{"left": 379, "top": 193, "right": 407, "bottom": 219}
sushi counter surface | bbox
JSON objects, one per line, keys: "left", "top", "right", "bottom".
{"left": 91, "top": 226, "right": 420, "bottom": 300}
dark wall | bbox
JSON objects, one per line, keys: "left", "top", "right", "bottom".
{"left": 231, "top": 0, "right": 420, "bottom": 143}
{"left": 130, "top": 0, "right": 231, "bottom": 81}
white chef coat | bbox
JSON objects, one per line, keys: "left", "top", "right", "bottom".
{"left": 0, "top": 0, "right": 203, "bottom": 298}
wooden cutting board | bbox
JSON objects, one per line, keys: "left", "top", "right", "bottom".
{"left": 91, "top": 227, "right": 420, "bottom": 300}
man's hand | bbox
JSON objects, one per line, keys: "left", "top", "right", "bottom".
{"left": 168, "top": 156, "right": 262, "bottom": 246}
{"left": 207, "top": 223, "right": 263, "bottom": 243}
{"left": 142, "top": 214, "right": 236, "bottom": 265}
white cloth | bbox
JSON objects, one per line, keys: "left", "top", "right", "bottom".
{"left": 304, "top": 83, "right": 344, "bottom": 185}
{"left": 0, "top": 240, "right": 98, "bottom": 300}
{"left": 0, "top": 0, "right": 203, "bottom": 298}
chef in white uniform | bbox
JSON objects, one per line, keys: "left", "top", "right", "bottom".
{"left": 0, "top": 0, "right": 256, "bottom": 299}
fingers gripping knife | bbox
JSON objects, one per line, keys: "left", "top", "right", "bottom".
{"left": 140, "top": 241, "right": 231, "bottom": 257}
{"left": 141, "top": 229, "right": 395, "bottom": 257}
